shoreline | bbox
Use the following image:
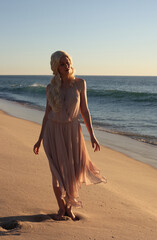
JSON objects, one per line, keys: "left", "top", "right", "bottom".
{"left": 0, "top": 98, "right": 157, "bottom": 169}
{"left": 0, "top": 108, "right": 157, "bottom": 239}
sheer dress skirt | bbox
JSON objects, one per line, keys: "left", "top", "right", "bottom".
{"left": 43, "top": 118, "right": 107, "bottom": 207}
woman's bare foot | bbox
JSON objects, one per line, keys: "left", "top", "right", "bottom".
{"left": 56, "top": 208, "right": 65, "bottom": 220}
{"left": 65, "top": 206, "right": 76, "bottom": 221}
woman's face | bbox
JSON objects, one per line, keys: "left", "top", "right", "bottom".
{"left": 58, "top": 56, "right": 72, "bottom": 77}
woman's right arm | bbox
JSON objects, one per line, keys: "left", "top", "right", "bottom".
{"left": 33, "top": 87, "right": 51, "bottom": 155}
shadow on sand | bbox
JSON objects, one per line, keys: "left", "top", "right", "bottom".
{"left": 0, "top": 213, "right": 81, "bottom": 236}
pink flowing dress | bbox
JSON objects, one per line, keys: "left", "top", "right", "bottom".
{"left": 43, "top": 80, "right": 106, "bottom": 207}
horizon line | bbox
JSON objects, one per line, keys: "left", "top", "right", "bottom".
{"left": 0, "top": 74, "right": 157, "bottom": 77}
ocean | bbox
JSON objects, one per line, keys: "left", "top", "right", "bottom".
{"left": 0, "top": 75, "right": 157, "bottom": 146}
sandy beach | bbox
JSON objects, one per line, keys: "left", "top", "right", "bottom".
{"left": 0, "top": 110, "right": 157, "bottom": 240}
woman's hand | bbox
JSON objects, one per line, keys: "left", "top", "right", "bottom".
{"left": 33, "top": 140, "right": 41, "bottom": 155}
{"left": 90, "top": 134, "right": 100, "bottom": 152}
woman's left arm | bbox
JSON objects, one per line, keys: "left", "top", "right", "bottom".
{"left": 80, "top": 79, "right": 100, "bottom": 152}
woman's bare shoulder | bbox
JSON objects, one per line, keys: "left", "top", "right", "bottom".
{"left": 75, "top": 77, "right": 86, "bottom": 84}
{"left": 75, "top": 78, "right": 86, "bottom": 90}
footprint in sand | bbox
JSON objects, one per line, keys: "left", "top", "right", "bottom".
{"left": 0, "top": 220, "right": 32, "bottom": 236}
{"left": 1, "top": 220, "right": 22, "bottom": 231}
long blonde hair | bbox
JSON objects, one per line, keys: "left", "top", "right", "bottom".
{"left": 47, "top": 50, "right": 75, "bottom": 112}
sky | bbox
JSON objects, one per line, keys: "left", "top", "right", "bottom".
{"left": 0, "top": 0, "right": 157, "bottom": 76}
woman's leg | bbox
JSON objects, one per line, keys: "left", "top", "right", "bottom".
{"left": 52, "top": 176, "right": 76, "bottom": 220}
{"left": 52, "top": 177, "right": 65, "bottom": 218}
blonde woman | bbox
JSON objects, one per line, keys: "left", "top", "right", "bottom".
{"left": 33, "top": 51, "right": 106, "bottom": 220}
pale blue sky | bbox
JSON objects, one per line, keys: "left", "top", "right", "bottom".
{"left": 0, "top": 0, "right": 157, "bottom": 75}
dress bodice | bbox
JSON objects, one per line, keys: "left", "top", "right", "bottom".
{"left": 48, "top": 81, "right": 81, "bottom": 123}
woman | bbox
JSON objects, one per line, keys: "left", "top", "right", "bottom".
{"left": 33, "top": 51, "right": 106, "bottom": 220}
